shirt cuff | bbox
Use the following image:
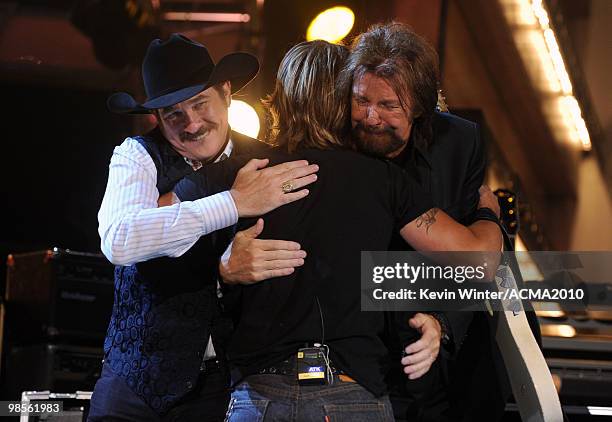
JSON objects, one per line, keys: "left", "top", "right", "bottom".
{"left": 429, "top": 312, "right": 454, "bottom": 356}
{"left": 220, "top": 240, "right": 233, "bottom": 268}
{"left": 193, "top": 191, "right": 239, "bottom": 234}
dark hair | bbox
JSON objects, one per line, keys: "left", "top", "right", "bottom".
{"left": 340, "top": 22, "right": 440, "bottom": 149}
{"left": 263, "top": 40, "right": 350, "bottom": 152}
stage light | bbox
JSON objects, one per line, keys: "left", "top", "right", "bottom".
{"left": 500, "top": 0, "right": 592, "bottom": 151}
{"left": 535, "top": 309, "right": 565, "bottom": 318}
{"left": 542, "top": 324, "right": 576, "bottom": 338}
{"left": 306, "top": 6, "right": 354, "bottom": 43}
{"left": 163, "top": 12, "right": 250, "bottom": 23}
{"left": 229, "top": 100, "right": 260, "bottom": 139}
{"left": 588, "top": 407, "right": 612, "bottom": 417}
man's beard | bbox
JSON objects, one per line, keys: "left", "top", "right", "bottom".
{"left": 351, "top": 123, "right": 407, "bottom": 158}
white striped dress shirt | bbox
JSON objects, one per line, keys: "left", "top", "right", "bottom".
{"left": 98, "top": 137, "right": 237, "bottom": 266}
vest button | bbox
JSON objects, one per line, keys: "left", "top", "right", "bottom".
{"left": 186, "top": 381, "right": 193, "bottom": 389}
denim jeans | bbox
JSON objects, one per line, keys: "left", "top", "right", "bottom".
{"left": 225, "top": 373, "right": 394, "bottom": 422}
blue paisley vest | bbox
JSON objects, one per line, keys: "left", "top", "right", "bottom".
{"left": 103, "top": 128, "right": 234, "bottom": 414}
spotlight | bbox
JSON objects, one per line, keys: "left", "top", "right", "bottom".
{"left": 306, "top": 6, "right": 354, "bottom": 43}
{"left": 500, "top": 0, "right": 592, "bottom": 151}
{"left": 229, "top": 101, "right": 260, "bottom": 139}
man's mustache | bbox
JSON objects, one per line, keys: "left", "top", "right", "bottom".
{"left": 180, "top": 125, "right": 216, "bottom": 142}
{"left": 353, "top": 122, "right": 397, "bottom": 135}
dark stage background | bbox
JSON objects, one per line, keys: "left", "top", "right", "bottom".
{"left": 0, "top": 83, "right": 133, "bottom": 297}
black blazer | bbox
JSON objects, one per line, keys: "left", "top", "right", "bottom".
{"left": 388, "top": 111, "right": 484, "bottom": 353}
{"left": 388, "top": 112, "right": 541, "bottom": 421}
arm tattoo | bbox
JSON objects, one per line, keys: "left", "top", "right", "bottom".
{"left": 416, "top": 208, "right": 439, "bottom": 234}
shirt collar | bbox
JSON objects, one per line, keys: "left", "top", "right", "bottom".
{"left": 183, "top": 138, "right": 234, "bottom": 170}
{"left": 412, "top": 141, "right": 433, "bottom": 168}
{"left": 393, "top": 132, "right": 433, "bottom": 169}
{"left": 215, "top": 138, "right": 234, "bottom": 162}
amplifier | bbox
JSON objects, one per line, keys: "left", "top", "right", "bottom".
{"left": 5, "top": 248, "right": 114, "bottom": 343}
{"left": 19, "top": 390, "right": 91, "bottom": 422}
{"left": 4, "top": 343, "right": 103, "bottom": 402}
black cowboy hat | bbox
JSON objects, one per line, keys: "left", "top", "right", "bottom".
{"left": 107, "top": 33, "right": 259, "bottom": 114}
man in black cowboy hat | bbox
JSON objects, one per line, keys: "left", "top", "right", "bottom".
{"left": 90, "top": 34, "right": 318, "bottom": 421}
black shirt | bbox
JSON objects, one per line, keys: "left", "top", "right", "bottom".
{"left": 382, "top": 112, "right": 485, "bottom": 418}
{"left": 384, "top": 113, "right": 485, "bottom": 350}
{"left": 175, "top": 147, "right": 433, "bottom": 396}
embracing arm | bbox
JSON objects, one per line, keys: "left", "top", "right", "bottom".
{"left": 168, "top": 158, "right": 319, "bottom": 217}
{"left": 219, "top": 218, "right": 306, "bottom": 284}
{"left": 157, "top": 157, "right": 318, "bottom": 283}
{"left": 439, "top": 122, "right": 485, "bottom": 355}
{"left": 400, "top": 186, "right": 502, "bottom": 252}
{"left": 399, "top": 119, "right": 488, "bottom": 376}
{"left": 98, "top": 139, "right": 238, "bottom": 265}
